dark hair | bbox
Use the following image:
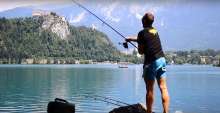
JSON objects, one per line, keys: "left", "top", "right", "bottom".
{"left": 142, "top": 13, "right": 154, "bottom": 27}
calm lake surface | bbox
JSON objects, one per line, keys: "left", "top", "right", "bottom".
{"left": 0, "top": 64, "right": 220, "bottom": 113}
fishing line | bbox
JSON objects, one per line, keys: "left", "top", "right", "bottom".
{"left": 72, "top": 0, "right": 137, "bottom": 49}
{"left": 81, "top": 94, "right": 144, "bottom": 111}
{"left": 92, "top": 94, "right": 130, "bottom": 106}
{"left": 81, "top": 94, "right": 129, "bottom": 107}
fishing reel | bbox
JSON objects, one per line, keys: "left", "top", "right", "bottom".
{"left": 119, "top": 42, "right": 128, "bottom": 49}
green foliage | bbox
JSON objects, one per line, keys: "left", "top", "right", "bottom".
{"left": 67, "top": 26, "right": 122, "bottom": 61}
{"left": 0, "top": 17, "right": 43, "bottom": 60}
{"left": 165, "top": 49, "right": 220, "bottom": 65}
{"left": 0, "top": 17, "right": 140, "bottom": 63}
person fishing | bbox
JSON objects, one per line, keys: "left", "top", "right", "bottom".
{"left": 73, "top": 1, "right": 169, "bottom": 112}
{"left": 125, "top": 12, "right": 170, "bottom": 113}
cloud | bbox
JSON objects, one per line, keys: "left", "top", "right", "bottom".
{"left": 135, "top": 13, "right": 142, "bottom": 20}
{"left": 148, "top": 7, "right": 161, "bottom": 15}
{"left": 129, "top": 3, "right": 164, "bottom": 20}
{"left": 69, "top": 11, "right": 86, "bottom": 24}
{"left": 101, "top": 2, "right": 120, "bottom": 22}
{"left": 129, "top": 4, "right": 145, "bottom": 20}
{"left": 0, "top": 0, "right": 71, "bottom": 12}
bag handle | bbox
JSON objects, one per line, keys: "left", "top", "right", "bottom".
{"left": 55, "top": 98, "right": 68, "bottom": 103}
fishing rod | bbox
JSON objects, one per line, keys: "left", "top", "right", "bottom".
{"left": 92, "top": 94, "right": 130, "bottom": 106}
{"left": 83, "top": 94, "right": 141, "bottom": 111}
{"left": 84, "top": 95, "right": 130, "bottom": 107}
{"left": 81, "top": 94, "right": 131, "bottom": 106}
{"left": 72, "top": 0, "right": 137, "bottom": 49}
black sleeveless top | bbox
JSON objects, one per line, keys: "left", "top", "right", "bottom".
{"left": 137, "top": 27, "right": 165, "bottom": 65}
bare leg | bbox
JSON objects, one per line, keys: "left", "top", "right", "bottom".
{"left": 157, "top": 78, "right": 170, "bottom": 113}
{"left": 144, "top": 79, "right": 155, "bottom": 113}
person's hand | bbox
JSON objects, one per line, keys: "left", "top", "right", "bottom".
{"left": 125, "top": 36, "right": 137, "bottom": 42}
{"left": 125, "top": 38, "right": 131, "bottom": 42}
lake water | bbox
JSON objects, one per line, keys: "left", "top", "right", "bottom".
{"left": 0, "top": 64, "right": 220, "bottom": 113}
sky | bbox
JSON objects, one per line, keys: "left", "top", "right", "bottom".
{"left": 0, "top": 0, "right": 220, "bottom": 51}
{"left": 0, "top": 0, "right": 70, "bottom": 12}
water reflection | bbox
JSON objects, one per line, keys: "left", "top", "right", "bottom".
{"left": 0, "top": 65, "right": 220, "bottom": 113}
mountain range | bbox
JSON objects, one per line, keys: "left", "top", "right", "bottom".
{"left": 0, "top": 2, "right": 220, "bottom": 51}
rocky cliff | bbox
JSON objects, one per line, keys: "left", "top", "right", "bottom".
{"left": 33, "top": 10, "right": 70, "bottom": 40}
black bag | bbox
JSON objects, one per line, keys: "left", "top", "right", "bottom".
{"left": 109, "top": 103, "right": 147, "bottom": 113}
{"left": 47, "top": 98, "right": 75, "bottom": 113}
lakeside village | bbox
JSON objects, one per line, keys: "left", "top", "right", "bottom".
{"left": 0, "top": 50, "right": 220, "bottom": 67}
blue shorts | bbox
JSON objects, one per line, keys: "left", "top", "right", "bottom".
{"left": 143, "top": 57, "right": 167, "bottom": 80}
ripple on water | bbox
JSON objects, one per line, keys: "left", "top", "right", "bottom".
{"left": 1, "top": 65, "right": 220, "bottom": 113}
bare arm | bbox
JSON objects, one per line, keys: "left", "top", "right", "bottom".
{"left": 126, "top": 36, "right": 144, "bottom": 54}
{"left": 126, "top": 36, "right": 137, "bottom": 42}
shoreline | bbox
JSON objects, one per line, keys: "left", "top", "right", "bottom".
{"left": 0, "top": 58, "right": 219, "bottom": 66}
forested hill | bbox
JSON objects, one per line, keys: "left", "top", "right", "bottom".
{"left": 0, "top": 13, "right": 139, "bottom": 64}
